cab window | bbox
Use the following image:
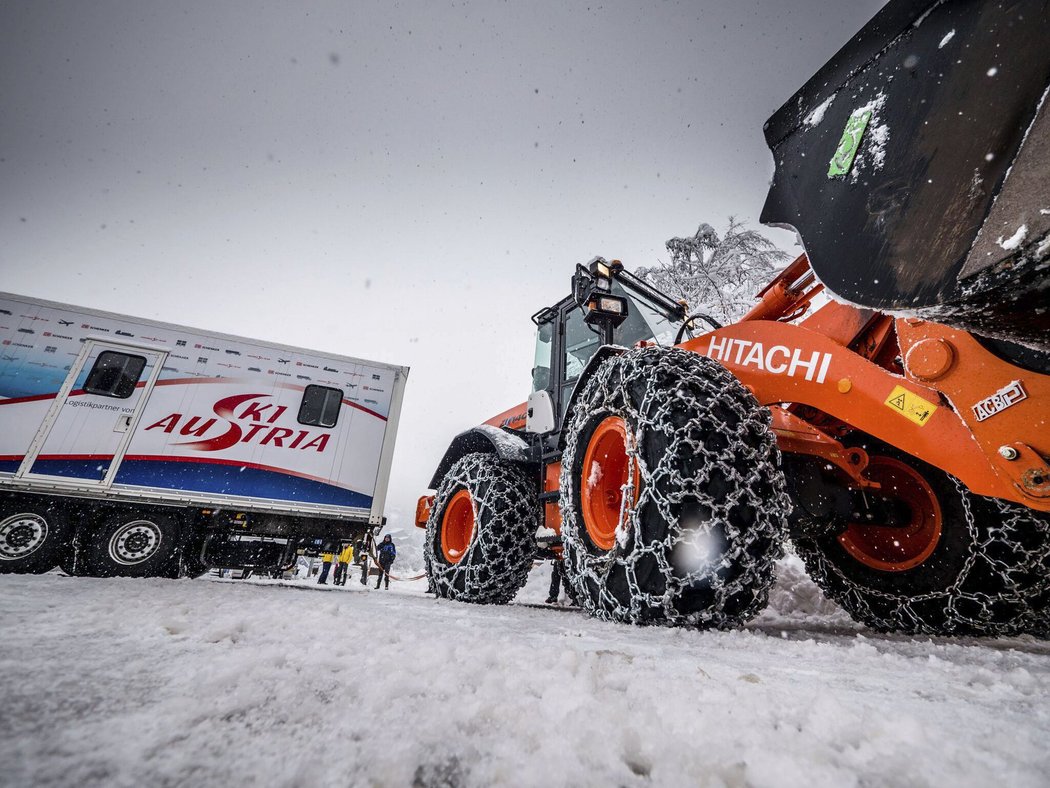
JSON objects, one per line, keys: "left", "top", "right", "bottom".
{"left": 563, "top": 307, "right": 601, "bottom": 382}
{"left": 611, "top": 281, "right": 681, "bottom": 347}
{"left": 532, "top": 320, "right": 553, "bottom": 391}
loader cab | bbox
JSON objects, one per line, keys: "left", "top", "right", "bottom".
{"left": 527, "top": 259, "right": 688, "bottom": 438}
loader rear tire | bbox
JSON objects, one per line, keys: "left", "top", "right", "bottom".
{"left": 425, "top": 453, "right": 537, "bottom": 604}
{"left": 793, "top": 452, "right": 1050, "bottom": 637}
{"left": 559, "top": 346, "right": 789, "bottom": 629}
{"left": 0, "top": 498, "right": 72, "bottom": 574}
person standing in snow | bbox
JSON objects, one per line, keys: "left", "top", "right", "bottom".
{"left": 317, "top": 549, "right": 334, "bottom": 585}
{"left": 375, "top": 534, "right": 396, "bottom": 589}
{"left": 333, "top": 542, "right": 354, "bottom": 586}
{"left": 547, "top": 558, "right": 571, "bottom": 604}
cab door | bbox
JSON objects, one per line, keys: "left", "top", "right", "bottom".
{"left": 557, "top": 301, "right": 603, "bottom": 419}
{"left": 17, "top": 340, "right": 166, "bottom": 486}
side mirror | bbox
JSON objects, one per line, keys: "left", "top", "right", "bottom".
{"left": 526, "top": 390, "right": 556, "bottom": 434}
{"left": 532, "top": 365, "right": 551, "bottom": 391}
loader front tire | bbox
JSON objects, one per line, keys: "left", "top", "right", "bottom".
{"left": 793, "top": 452, "right": 1050, "bottom": 637}
{"left": 559, "top": 346, "right": 789, "bottom": 629}
{"left": 425, "top": 453, "right": 537, "bottom": 604}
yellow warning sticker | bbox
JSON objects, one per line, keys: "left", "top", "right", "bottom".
{"left": 883, "top": 385, "right": 937, "bottom": 427}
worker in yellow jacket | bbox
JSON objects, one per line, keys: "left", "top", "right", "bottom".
{"left": 334, "top": 543, "right": 354, "bottom": 586}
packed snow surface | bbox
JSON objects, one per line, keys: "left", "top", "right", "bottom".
{"left": 3, "top": 558, "right": 1050, "bottom": 787}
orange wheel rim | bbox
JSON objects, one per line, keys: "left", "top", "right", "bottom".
{"left": 441, "top": 489, "right": 475, "bottom": 564}
{"left": 581, "top": 416, "right": 639, "bottom": 551}
{"left": 838, "top": 456, "right": 942, "bottom": 572}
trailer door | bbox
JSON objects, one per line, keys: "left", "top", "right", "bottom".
{"left": 17, "top": 340, "right": 167, "bottom": 486}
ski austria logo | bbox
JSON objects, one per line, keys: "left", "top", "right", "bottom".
{"left": 143, "top": 393, "right": 331, "bottom": 452}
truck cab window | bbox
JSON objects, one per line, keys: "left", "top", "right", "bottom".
{"left": 298, "top": 385, "right": 344, "bottom": 428}
{"left": 532, "top": 320, "right": 553, "bottom": 391}
{"left": 84, "top": 351, "right": 147, "bottom": 399}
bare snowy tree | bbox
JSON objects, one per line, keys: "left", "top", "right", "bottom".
{"left": 637, "top": 217, "right": 789, "bottom": 323}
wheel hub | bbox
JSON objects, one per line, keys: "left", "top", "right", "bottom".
{"left": 838, "top": 457, "right": 943, "bottom": 572}
{"left": 440, "top": 489, "right": 475, "bottom": 564}
{"left": 108, "top": 520, "right": 162, "bottom": 565}
{"left": 0, "top": 514, "right": 49, "bottom": 560}
{"left": 580, "top": 416, "right": 639, "bottom": 551}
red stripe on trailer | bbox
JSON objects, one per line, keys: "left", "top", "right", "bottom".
{"left": 0, "top": 392, "right": 59, "bottom": 406}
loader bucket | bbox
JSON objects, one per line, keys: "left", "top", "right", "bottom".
{"left": 761, "top": 0, "right": 1050, "bottom": 350}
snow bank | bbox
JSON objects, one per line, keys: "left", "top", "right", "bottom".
{"left": 2, "top": 566, "right": 1049, "bottom": 787}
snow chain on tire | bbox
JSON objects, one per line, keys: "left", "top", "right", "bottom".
{"left": 559, "top": 346, "right": 789, "bottom": 628}
{"left": 795, "top": 474, "right": 1050, "bottom": 637}
{"left": 425, "top": 453, "right": 538, "bottom": 604}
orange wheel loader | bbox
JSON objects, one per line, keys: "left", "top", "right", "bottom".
{"left": 416, "top": 0, "right": 1050, "bottom": 636}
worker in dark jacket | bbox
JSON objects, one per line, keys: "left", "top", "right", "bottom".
{"left": 317, "top": 550, "right": 334, "bottom": 585}
{"left": 375, "top": 534, "right": 396, "bottom": 589}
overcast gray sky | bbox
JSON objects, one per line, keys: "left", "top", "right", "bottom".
{"left": 1, "top": 0, "right": 885, "bottom": 524}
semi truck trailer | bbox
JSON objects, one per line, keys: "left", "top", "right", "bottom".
{"left": 0, "top": 292, "right": 407, "bottom": 578}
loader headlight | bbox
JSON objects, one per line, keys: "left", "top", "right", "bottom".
{"left": 584, "top": 294, "right": 628, "bottom": 327}
{"left": 595, "top": 296, "right": 625, "bottom": 314}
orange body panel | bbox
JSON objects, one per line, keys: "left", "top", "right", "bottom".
{"left": 768, "top": 406, "right": 872, "bottom": 486}
{"left": 896, "top": 320, "right": 1050, "bottom": 506}
{"left": 680, "top": 316, "right": 1049, "bottom": 512}
{"left": 544, "top": 461, "right": 562, "bottom": 533}
{"left": 485, "top": 403, "right": 527, "bottom": 431}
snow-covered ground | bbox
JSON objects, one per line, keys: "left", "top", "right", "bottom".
{"left": 3, "top": 558, "right": 1049, "bottom": 787}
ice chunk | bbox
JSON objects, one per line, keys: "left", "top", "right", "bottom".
{"left": 587, "top": 460, "right": 602, "bottom": 490}
{"left": 997, "top": 225, "right": 1028, "bottom": 251}
{"left": 804, "top": 94, "right": 836, "bottom": 127}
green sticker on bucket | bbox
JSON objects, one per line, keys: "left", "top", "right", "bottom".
{"left": 828, "top": 109, "right": 871, "bottom": 178}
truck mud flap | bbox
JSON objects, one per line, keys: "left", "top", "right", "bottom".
{"left": 761, "top": 0, "right": 1050, "bottom": 349}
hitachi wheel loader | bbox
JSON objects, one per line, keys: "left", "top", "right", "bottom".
{"left": 416, "top": 0, "right": 1050, "bottom": 637}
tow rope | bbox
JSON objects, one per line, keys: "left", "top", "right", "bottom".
{"left": 363, "top": 546, "right": 426, "bottom": 582}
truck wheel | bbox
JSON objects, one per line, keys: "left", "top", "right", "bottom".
{"left": 559, "top": 346, "right": 789, "bottom": 628}
{"left": 82, "top": 510, "right": 181, "bottom": 578}
{"left": 793, "top": 452, "right": 1050, "bottom": 636}
{"left": 425, "top": 453, "right": 537, "bottom": 604}
{"left": 0, "top": 499, "right": 71, "bottom": 574}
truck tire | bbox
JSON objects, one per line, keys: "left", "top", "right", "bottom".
{"left": 559, "top": 346, "right": 789, "bottom": 628}
{"left": 792, "top": 452, "right": 1050, "bottom": 636}
{"left": 425, "top": 453, "right": 537, "bottom": 604}
{"left": 0, "top": 498, "right": 72, "bottom": 574}
{"left": 82, "top": 510, "right": 182, "bottom": 578}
